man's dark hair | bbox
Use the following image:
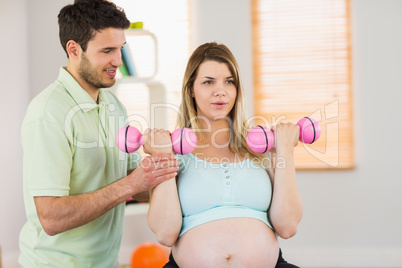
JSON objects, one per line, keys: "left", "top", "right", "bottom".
{"left": 58, "top": 0, "right": 130, "bottom": 57}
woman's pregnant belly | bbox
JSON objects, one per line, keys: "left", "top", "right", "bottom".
{"left": 172, "top": 218, "right": 279, "bottom": 268}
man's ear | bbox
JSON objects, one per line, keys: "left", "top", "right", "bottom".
{"left": 66, "top": 40, "right": 80, "bottom": 58}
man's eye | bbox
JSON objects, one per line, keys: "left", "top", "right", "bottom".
{"left": 104, "top": 50, "right": 111, "bottom": 54}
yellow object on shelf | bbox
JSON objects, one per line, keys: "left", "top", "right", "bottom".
{"left": 129, "top": 21, "right": 143, "bottom": 29}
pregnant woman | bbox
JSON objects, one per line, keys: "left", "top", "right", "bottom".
{"left": 147, "top": 42, "right": 303, "bottom": 268}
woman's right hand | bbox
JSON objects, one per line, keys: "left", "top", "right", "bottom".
{"left": 142, "top": 128, "right": 173, "bottom": 155}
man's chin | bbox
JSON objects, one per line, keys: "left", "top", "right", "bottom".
{"left": 101, "top": 79, "right": 116, "bottom": 89}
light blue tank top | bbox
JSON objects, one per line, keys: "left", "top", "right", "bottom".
{"left": 177, "top": 153, "right": 273, "bottom": 236}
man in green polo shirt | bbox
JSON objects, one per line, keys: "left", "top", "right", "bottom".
{"left": 18, "top": 1, "right": 178, "bottom": 267}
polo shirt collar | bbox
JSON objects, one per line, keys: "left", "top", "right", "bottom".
{"left": 57, "top": 67, "right": 107, "bottom": 113}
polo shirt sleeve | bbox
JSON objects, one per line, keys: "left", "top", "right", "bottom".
{"left": 22, "top": 118, "right": 72, "bottom": 197}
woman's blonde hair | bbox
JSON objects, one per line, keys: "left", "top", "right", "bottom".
{"left": 177, "top": 42, "right": 271, "bottom": 168}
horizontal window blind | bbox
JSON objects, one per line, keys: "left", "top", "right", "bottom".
{"left": 252, "top": 0, "right": 354, "bottom": 169}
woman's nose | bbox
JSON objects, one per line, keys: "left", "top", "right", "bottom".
{"left": 214, "top": 83, "right": 227, "bottom": 96}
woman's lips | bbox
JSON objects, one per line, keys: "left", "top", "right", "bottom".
{"left": 212, "top": 102, "right": 227, "bottom": 108}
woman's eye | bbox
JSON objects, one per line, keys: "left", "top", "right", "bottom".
{"left": 226, "top": 80, "right": 235, "bottom": 84}
{"left": 203, "top": 80, "right": 212, "bottom": 85}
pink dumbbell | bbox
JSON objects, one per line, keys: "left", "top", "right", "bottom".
{"left": 246, "top": 117, "right": 321, "bottom": 153}
{"left": 115, "top": 126, "right": 197, "bottom": 155}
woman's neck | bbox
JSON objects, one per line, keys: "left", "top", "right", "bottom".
{"left": 193, "top": 118, "right": 247, "bottom": 163}
{"left": 198, "top": 119, "right": 232, "bottom": 148}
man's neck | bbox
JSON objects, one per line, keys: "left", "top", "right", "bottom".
{"left": 66, "top": 65, "right": 100, "bottom": 103}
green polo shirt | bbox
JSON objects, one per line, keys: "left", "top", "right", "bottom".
{"left": 19, "top": 67, "right": 141, "bottom": 268}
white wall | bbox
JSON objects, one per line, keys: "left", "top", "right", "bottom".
{"left": 0, "top": 1, "right": 70, "bottom": 267}
{"left": 0, "top": 1, "right": 29, "bottom": 266}
{"left": 1, "top": 0, "right": 402, "bottom": 267}
{"left": 26, "top": 0, "right": 71, "bottom": 98}
{"left": 191, "top": 0, "right": 254, "bottom": 117}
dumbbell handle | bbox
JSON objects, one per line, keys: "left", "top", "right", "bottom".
{"left": 115, "top": 126, "right": 197, "bottom": 155}
{"left": 247, "top": 117, "right": 321, "bottom": 153}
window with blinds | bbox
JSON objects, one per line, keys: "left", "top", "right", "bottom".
{"left": 252, "top": 0, "right": 354, "bottom": 169}
{"left": 112, "top": 0, "right": 190, "bottom": 133}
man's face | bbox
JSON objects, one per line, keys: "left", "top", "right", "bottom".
{"left": 78, "top": 28, "right": 126, "bottom": 90}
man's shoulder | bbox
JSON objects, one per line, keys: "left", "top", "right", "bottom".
{"left": 23, "top": 80, "right": 74, "bottom": 126}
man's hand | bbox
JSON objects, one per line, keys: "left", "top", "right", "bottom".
{"left": 128, "top": 153, "right": 179, "bottom": 193}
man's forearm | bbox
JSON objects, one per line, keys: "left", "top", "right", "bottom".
{"left": 35, "top": 153, "right": 178, "bottom": 236}
{"left": 34, "top": 175, "right": 134, "bottom": 236}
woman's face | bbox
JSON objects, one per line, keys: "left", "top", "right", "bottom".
{"left": 192, "top": 60, "right": 237, "bottom": 122}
